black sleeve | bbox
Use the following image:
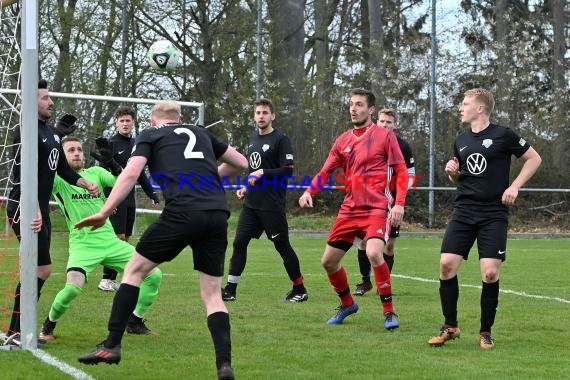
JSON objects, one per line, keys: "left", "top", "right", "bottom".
{"left": 264, "top": 134, "right": 294, "bottom": 177}
{"left": 399, "top": 140, "right": 415, "bottom": 169}
{"left": 137, "top": 169, "right": 158, "bottom": 199}
{"left": 207, "top": 129, "right": 229, "bottom": 159}
{"left": 263, "top": 166, "right": 294, "bottom": 177}
{"left": 56, "top": 144, "right": 82, "bottom": 185}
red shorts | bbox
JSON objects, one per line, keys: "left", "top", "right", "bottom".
{"left": 328, "top": 214, "right": 389, "bottom": 245}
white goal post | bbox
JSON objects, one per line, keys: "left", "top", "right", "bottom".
{"left": 0, "top": 89, "right": 205, "bottom": 127}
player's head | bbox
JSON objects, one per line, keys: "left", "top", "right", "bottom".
{"left": 349, "top": 88, "right": 376, "bottom": 127}
{"left": 253, "top": 98, "right": 275, "bottom": 131}
{"left": 115, "top": 105, "right": 136, "bottom": 137}
{"left": 151, "top": 101, "right": 181, "bottom": 127}
{"left": 38, "top": 79, "right": 54, "bottom": 122}
{"left": 61, "top": 136, "right": 84, "bottom": 171}
{"left": 377, "top": 108, "right": 398, "bottom": 131}
{"left": 460, "top": 88, "right": 494, "bottom": 123}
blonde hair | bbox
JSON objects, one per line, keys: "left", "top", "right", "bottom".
{"left": 378, "top": 108, "right": 397, "bottom": 123}
{"left": 464, "top": 88, "right": 495, "bottom": 115}
{"left": 151, "top": 101, "right": 181, "bottom": 121}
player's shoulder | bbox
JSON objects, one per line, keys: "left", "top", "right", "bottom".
{"left": 82, "top": 166, "right": 108, "bottom": 181}
{"left": 271, "top": 128, "right": 291, "bottom": 142}
{"left": 84, "top": 166, "right": 106, "bottom": 174}
{"left": 396, "top": 134, "right": 410, "bottom": 145}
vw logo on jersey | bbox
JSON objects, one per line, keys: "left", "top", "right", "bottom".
{"left": 48, "top": 148, "right": 59, "bottom": 170}
{"left": 482, "top": 139, "right": 493, "bottom": 148}
{"left": 466, "top": 153, "right": 487, "bottom": 175}
{"left": 249, "top": 151, "right": 262, "bottom": 169}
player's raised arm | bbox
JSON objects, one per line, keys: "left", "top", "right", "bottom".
{"left": 218, "top": 146, "right": 248, "bottom": 177}
{"left": 75, "top": 156, "right": 147, "bottom": 231}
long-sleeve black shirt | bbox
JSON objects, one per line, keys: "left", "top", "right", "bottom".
{"left": 8, "top": 119, "right": 81, "bottom": 217}
{"left": 102, "top": 132, "right": 157, "bottom": 207}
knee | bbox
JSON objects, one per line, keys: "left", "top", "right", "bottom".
{"left": 440, "top": 261, "right": 457, "bottom": 278}
{"left": 482, "top": 268, "right": 499, "bottom": 283}
{"left": 38, "top": 266, "right": 51, "bottom": 280}
{"left": 321, "top": 256, "right": 337, "bottom": 273}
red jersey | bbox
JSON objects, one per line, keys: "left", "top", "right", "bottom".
{"left": 307, "top": 123, "right": 407, "bottom": 217}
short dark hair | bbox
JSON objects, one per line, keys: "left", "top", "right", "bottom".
{"left": 61, "top": 136, "right": 82, "bottom": 146}
{"left": 115, "top": 105, "right": 136, "bottom": 120}
{"left": 350, "top": 88, "right": 376, "bottom": 107}
{"left": 38, "top": 79, "right": 48, "bottom": 89}
{"left": 254, "top": 98, "right": 275, "bottom": 114}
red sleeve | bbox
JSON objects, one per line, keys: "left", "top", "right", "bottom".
{"left": 306, "top": 141, "right": 342, "bottom": 197}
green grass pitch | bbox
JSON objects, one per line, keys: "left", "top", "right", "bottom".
{"left": 1, "top": 233, "right": 569, "bottom": 379}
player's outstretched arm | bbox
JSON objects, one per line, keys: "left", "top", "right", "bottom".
{"left": 74, "top": 212, "right": 107, "bottom": 231}
{"left": 100, "top": 156, "right": 147, "bottom": 214}
{"left": 218, "top": 146, "right": 248, "bottom": 177}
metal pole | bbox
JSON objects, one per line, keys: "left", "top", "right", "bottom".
{"left": 119, "top": 0, "right": 129, "bottom": 97}
{"left": 428, "top": 0, "right": 437, "bottom": 227}
{"left": 20, "top": 0, "right": 39, "bottom": 350}
{"left": 255, "top": 0, "right": 263, "bottom": 99}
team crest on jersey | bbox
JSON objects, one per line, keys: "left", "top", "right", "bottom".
{"left": 376, "top": 228, "right": 384, "bottom": 235}
{"left": 466, "top": 153, "right": 487, "bottom": 175}
{"left": 518, "top": 138, "right": 526, "bottom": 146}
{"left": 409, "top": 157, "right": 415, "bottom": 164}
{"left": 343, "top": 147, "right": 351, "bottom": 154}
{"left": 286, "top": 154, "right": 293, "bottom": 160}
{"left": 249, "top": 151, "right": 262, "bottom": 169}
{"left": 53, "top": 134, "right": 60, "bottom": 144}
{"left": 482, "top": 139, "right": 493, "bottom": 148}
{"left": 262, "top": 144, "right": 270, "bottom": 152}
{"left": 48, "top": 148, "right": 59, "bottom": 170}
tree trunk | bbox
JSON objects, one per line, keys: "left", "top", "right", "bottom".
{"left": 549, "top": 0, "right": 569, "bottom": 185}
{"left": 493, "top": 0, "right": 508, "bottom": 119}
{"left": 367, "top": 0, "right": 383, "bottom": 100}
{"left": 267, "top": 0, "right": 307, "bottom": 171}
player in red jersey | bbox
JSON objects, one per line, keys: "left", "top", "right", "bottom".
{"left": 299, "top": 88, "right": 409, "bottom": 329}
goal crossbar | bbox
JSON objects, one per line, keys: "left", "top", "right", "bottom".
{"left": 0, "top": 89, "right": 205, "bottom": 125}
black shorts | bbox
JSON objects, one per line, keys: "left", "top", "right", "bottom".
{"left": 235, "top": 207, "right": 289, "bottom": 242}
{"left": 109, "top": 204, "right": 136, "bottom": 236}
{"left": 136, "top": 209, "right": 229, "bottom": 276}
{"left": 440, "top": 210, "right": 508, "bottom": 261}
{"left": 7, "top": 208, "right": 52, "bottom": 266}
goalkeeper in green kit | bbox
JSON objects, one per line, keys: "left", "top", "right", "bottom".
{"left": 39, "top": 136, "right": 163, "bottom": 342}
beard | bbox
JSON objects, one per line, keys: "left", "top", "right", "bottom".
{"left": 352, "top": 118, "right": 367, "bottom": 127}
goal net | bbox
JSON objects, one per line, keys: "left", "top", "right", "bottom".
{"left": 0, "top": 0, "right": 23, "bottom": 347}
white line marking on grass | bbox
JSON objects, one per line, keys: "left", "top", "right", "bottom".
{"left": 392, "top": 274, "right": 570, "bottom": 304}
{"left": 32, "top": 349, "right": 95, "bottom": 380}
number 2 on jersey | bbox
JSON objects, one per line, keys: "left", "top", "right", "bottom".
{"left": 174, "top": 127, "right": 205, "bottom": 159}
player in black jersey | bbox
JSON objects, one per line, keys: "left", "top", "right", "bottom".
{"left": 97, "top": 106, "right": 160, "bottom": 293}
{"left": 428, "top": 88, "right": 541, "bottom": 349}
{"left": 221, "top": 98, "right": 308, "bottom": 303}
{"left": 353, "top": 108, "right": 416, "bottom": 296}
{"left": 5, "top": 79, "right": 98, "bottom": 342}
{"left": 75, "top": 101, "right": 247, "bottom": 379}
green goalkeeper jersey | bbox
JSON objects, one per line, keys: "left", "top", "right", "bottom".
{"left": 52, "top": 166, "right": 117, "bottom": 246}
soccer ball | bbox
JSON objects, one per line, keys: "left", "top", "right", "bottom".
{"left": 146, "top": 40, "right": 180, "bottom": 71}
